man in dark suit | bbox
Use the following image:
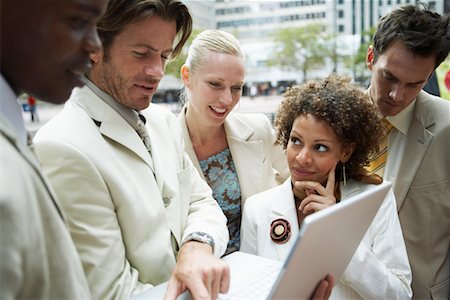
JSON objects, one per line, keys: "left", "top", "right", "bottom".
{"left": 0, "top": 0, "right": 107, "bottom": 298}
{"left": 366, "top": 5, "right": 450, "bottom": 299}
{"left": 423, "top": 71, "right": 440, "bottom": 97}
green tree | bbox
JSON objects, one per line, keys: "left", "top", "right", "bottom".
{"left": 344, "top": 26, "right": 376, "bottom": 82}
{"left": 165, "top": 28, "right": 202, "bottom": 78}
{"left": 268, "top": 23, "right": 331, "bottom": 81}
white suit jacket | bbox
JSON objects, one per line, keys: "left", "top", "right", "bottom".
{"left": 391, "top": 91, "right": 449, "bottom": 300}
{"left": 0, "top": 87, "right": 90, "bottom": 298}
{"left": 178, "top": 106, "right": 289, "bottom": 203}
{"left": 241, "top": 178, "right": 412, "bottom": 299}
{"left": 33, "top": 86, "right": 228, "bottom": 300}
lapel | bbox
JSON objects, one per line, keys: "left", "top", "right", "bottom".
{"left": 178, "top": 106, "right": 206, "bottom": 181}
{"left": 71, "top": 87, "right": 155, "bottom": 171}
{"left": 143, "top": 105, "right": 181, "bottom": 244}
{"left": 394, "top": 92, "right": 435, "bottom": 210}
{"left": 267, "top": 179, "right": 300, "bottom": 261}
{"left": 179, "top": 108, "right": 265, "bottom": 199}
{"left": 224, "top": 114, "right": 263, "bottom": 201}
{"left": 145, "top": 109, "right": 169, "bottom": 193}
{"left": 0, "top": 117, "right": 66, "bottom": 220}
{"left": 74, "top": 89, "right": 183, "bottom": 244}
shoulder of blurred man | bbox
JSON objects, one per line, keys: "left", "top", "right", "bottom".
{"left": 0, "top": 114, "right": 91, "bottom": 299}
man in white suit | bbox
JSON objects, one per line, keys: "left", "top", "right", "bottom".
{"left": 366, "top": 6, "right": 450, "bottom": 299}
{"left": 33, "top": 1, "right": 231, "bottom": 299}
{"left": 0, "top": 0, "right": 108, "bottom": 298}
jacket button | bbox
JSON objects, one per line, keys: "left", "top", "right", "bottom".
{"left": 163, "top": 197, "right": 171, "bottom": 207}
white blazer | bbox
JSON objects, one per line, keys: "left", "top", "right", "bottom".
{"left": 241, "top": 178, "right": 412, "bottom": 299}
{"left": 178, "top": 106, "right": 289, "bottom": 203}
{"left": 0, "top": 109, "right": 90, "bottom": 299}
{"left": 33, "top": 86, "right": 228, "bottom": 300}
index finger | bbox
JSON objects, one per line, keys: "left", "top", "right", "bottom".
{"left": 325, "top": 164, "right": 336, "bottom": 193}
{"left": 220, "top": 263, "right": 231, "bottom": 294}
{"left": 164, "top": 277, "right": 185, "bottom": 300}
{"left": 182, "top": 274, "right": 210, "bottom": 300}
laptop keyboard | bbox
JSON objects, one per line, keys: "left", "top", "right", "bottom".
{"left": 219, "top": 262, "right": 282, "bottom": 300}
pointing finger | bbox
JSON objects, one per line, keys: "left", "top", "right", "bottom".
{"left": 325, "top": 164, "right": 336, "bottom": 193}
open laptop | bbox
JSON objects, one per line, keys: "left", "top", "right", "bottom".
{"left": 131, "top": 181, "right": 391, "bottom": 300}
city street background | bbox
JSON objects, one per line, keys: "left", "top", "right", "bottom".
{"left": 23, "top": 95, "right": 282, "bottom": 135}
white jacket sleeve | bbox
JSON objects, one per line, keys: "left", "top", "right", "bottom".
{"left": 180, "top": 151, "right": 229, "bottom": 257}
{"left": 239, "top": 196, "right": 259, "bottom": 255}
{"left": 341, "top": 188, "right": 412, "bottom": 299}
{"left": 167, "top": 110, "right": 229, "bottom": 258}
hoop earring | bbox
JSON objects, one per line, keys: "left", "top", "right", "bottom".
{"left": 342, "top": 163, "right": 347, "bottom": 186}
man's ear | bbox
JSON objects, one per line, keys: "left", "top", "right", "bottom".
{"left": 341, "top": 143, "right": 356, "bottom": 163}
{"left": 181, "top": 65, "right": 190, "bottom": 88}
{"left": 366, "top": 46, "right": 375, "bottom": 70}
{"left": 89, "top": 50, "right": 102, "bottom": 64}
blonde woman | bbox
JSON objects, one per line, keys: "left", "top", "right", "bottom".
{"left": 178, "top": 29, "right": 289, "bottom": 254}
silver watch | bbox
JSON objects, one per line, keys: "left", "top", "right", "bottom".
{"left": 183, "top": 232, "right": 215, "bottom": 251}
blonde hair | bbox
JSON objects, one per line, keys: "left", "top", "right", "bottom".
{"left": 185, "top": 29, "right": 244, "bottom": 75}
{"left": 181, "top": 29, "right": 244, "bottom": 103}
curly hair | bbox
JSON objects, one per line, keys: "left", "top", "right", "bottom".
{"left": 274, "top": 74, "right": 383, "bottom": 182}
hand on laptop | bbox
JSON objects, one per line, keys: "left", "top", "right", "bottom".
{"left": 294, "top": 165, "right": 337, "bottom": 214}
{"left": 164, "top": 241, "right": 230, "bottom": 300}
{"left": 311, "top": 275, "right": 334, "bottom": 300}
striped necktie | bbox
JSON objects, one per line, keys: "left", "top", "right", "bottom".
{"left": 366, "top": 118, "right": 394, "bottom": 176}
{"left": 135, "top": 113, "right": 155, "bottom": 173}
{"left": 136, "top": 114, "right": 151, "bottom": 152}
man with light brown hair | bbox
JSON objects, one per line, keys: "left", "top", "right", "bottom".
{"left": 33, "top": 0, "right": 230, "bottom": 299}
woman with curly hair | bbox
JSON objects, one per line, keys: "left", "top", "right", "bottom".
{"left": 240, "top": 74, "right": 412, "bottom": 299}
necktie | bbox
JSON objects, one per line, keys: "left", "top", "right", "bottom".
{"left": 136, "top": 114, "right": 151, "bottom": 152}
{"left": 135, "top": 113, "right": 155, "bottom": 172}
{"left": 366, "top": 119, "right": 393, "bottom": 176}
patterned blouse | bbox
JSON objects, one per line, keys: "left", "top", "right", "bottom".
{"left": 199, "top": 148, "right": 242, "bottom": 255}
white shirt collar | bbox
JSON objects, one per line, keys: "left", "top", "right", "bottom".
{"left": 367, "top": 86, "right": 416, "bottom": 135}
{"left": 386, "top": 98, "right": 416, "bottom": 135}
{"left": 0, "top": 73, "right": 27, "bottom": 145}
{"left": 83, "top": 75, "right": 141, "bottom": 129}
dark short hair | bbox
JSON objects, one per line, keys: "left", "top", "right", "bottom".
{"left": 97, "top": 0, "right": 192, "bottom": 58}
{"left": 274, "top": 74, "right": 383, "bottom": 181}
{"left": 373, "top": 5, "right": 450, "bottom": 68}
